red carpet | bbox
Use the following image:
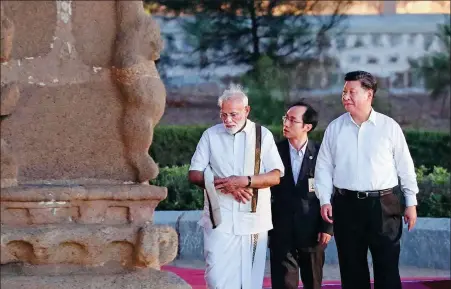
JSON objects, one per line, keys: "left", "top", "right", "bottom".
{"left": 162, "top": 266, "right": 451, "bottom": 289}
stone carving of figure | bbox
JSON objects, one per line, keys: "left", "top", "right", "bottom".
{"left": 1, "top": 83, "right": 20, "bottom": 188}
{"left": 0, "top": 1, "right": 14, "bottom": 63}
{"left": 112, "top": 1, "right": 166, "bottom": 183}
{"left": 0, "top": 4, "right": 18, "bottom": 188}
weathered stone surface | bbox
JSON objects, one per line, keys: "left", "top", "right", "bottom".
{"left": 1, "top": 1, "right": 57, "bottom": 59}
{"left": 112, "top": 1, "right": 166, "bottom": 183}
{"left": 1, "top": 184, "right": 167, "bottom": 201}
{"left": 1, "top": 223, "right": 177, "bottom": 269}
{"left": 176, "top": 211, "right": 204, "bottom": 260}
{"left": 0, "top": 83, "right": 19, "bottom": 115}
{"left": 72, "top": 1, "right": 117, "bottom": 67}
{"left": 0, "top": 138, "right": 18, "bottom": 188}
{"left": 0, "top": 1, "right": 15, "bottom": 63}
{"left": 155, "top": 211, "right": 203, "bottom": 261}
{"left": 1, "top": 184, "right": 177, "bottom": 271}
{"left": 154, "top": 211, "right": 451, "bottom": 270}
{"left": 153, "top": 211, "right": 188, "bottom": 259}
{"left": 0, "top": 0, "right": 165, "bottom": 184}
{"left": 399, "top": 218, "right": 451, "bottom": 270}
{"left": 1, "top": 267, "right": 191, "bottom": 289}
{"left": 0, "top": 83, "right": 20, "bottom": 188}
{"left": 136, "top": 223, "right": 178, "bottom": 269}
{"left": 1, "top": 82, "right": 134, "bottom": 182}
{"left": 0, "top": 1, "right": 176, "bottom": 287}
{"left": 1, "top": 184, "right": 167, "bottom": 226}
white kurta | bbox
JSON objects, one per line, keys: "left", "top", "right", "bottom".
{"left": 189, "top": 120, "right": 284, "bottom": 289}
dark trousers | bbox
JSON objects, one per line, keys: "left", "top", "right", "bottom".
{"left": 332, "top": 191, "right": 403, "bottom": 289}
{"left": 270, "top": 240, "right": 325, "bottom": 289}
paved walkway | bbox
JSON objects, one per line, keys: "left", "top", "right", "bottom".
{"left": 169, "top": 259, "right": 451, "bottom": 280}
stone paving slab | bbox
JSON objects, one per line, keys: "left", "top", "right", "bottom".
{"left": 1, "top": 267, "right": 190, "bottom": 289}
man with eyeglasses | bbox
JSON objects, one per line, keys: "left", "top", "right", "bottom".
{"left": 269, "top": 101, "right": 332, "bottom": 289}
{"left": 315, "top": 71, "right": 418, "bottom": 289}
{"left": 188, "top": 84, "right": 284, "bottom": 289}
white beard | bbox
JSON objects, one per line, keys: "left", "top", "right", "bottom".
{"left": 224, "top": 120, "right": 246, "bottom": 135}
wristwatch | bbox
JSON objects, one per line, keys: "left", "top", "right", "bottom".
{"left": 247, "top": 176, "right": 252, "bottom": 187}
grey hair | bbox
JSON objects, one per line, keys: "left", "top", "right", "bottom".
{"left": 217, "top": 84, "right": 249, "bottom": 107}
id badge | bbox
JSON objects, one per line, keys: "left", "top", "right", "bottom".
{"left": 308, "top": 178, "right": 315, "bottom": 193}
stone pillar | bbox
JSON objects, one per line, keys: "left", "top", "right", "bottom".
{"left": 0, "top": 1, "right": 187, "bottom": 288}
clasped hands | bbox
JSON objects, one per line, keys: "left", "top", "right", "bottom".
{"left": 214, "top": 175, "right": 253, "bottom": 203}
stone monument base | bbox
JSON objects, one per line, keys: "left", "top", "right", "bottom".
{"left": 1, "top": 184, "right": 190, "bottom": 289}
{"left": 1, "top": 263, "right": 190, "bottom": 289}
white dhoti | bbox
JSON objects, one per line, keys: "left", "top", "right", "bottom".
{"left": 193, "top": 121, "right": 284, "bottom": 289}
{"left": 203, "top": 227, "right": 268, "bottom": 289}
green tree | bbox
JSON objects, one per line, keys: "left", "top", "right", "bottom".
{"left": 409, "top": 19, "right": 450, "bottom": 116}
{"left": 144, "top": 0, "right": 352, "bottom": 68}
{"left": 241, "top": 55, "right": 289, "bottom": 125}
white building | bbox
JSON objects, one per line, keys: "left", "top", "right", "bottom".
{"left": 155, "top": 13, "right": 448, "bottom": 95}
{"left": 303, "top": 14, "right": 448, "bottom": 95}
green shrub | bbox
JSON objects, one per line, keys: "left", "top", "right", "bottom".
{"left": 151, "top": 126, "right": 205, "bottom": 167}
{"left": 154, "top": 165, "right": 450, "bottom": 217}
{"left": 404, "top": 131, "right": 451, "bottom": 172}
{"left": 151, "top": 165, "right": 203, "bottom": 210}
{"left": 151, "top": 126, "right": 450, "bottom": 171}
{"left": 415, "top": 166, "right": 451, "bottom": 217}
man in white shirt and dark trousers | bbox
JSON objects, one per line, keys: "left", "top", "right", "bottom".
{"left": 189, "top": 84, "right": 285, "bottom": 289}
{"left": 314, "top": 71, "right": 419, "bottom": 289}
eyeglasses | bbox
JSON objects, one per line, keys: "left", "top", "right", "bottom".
{"left": 282, "top": 115, "right": 303, "bottom": 124}
{"left": 220, "top": 112, "right": 242, "bottom": 120}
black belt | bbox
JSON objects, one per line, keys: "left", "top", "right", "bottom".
{"left": 335, "top": 188, "right": 393, "bottom": 199}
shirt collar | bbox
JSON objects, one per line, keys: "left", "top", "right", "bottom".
{"left": 368, "top": 108, "right": 377, "bottom": 125}
{"left": 348, "top": 108, "right": 377, "bottom": 126}
{"left": 240, "top": 119, "right": 253, "bottom": 134}
{"left": 289, "top": 139, "right": 308, "bottom": 156}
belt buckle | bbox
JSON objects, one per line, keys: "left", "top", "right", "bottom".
{"left": 357, "top": 192, "right": 368, "bottom": 199}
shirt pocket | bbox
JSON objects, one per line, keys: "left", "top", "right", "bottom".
{"left": 369, "top": 134, "right": 394, "bottom": 167}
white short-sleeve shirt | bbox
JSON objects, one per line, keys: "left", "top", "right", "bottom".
{"left": 190, "top": 120, "right": 285, "bottom": 235}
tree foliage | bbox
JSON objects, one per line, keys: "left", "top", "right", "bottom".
{"left": 145, "top": 0, "right": 352, "bottom": 68}
{"left": 409, "top": 19, "right": 450, "bottom": 114}
{"left": 241, "top": 56, "right": 289, "bottom": 125}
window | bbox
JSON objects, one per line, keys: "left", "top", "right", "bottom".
{"left": 317, "top": 33, "right": 331, "bottom": 49}
{"left": 389, "top": 34, "right": 402, "bottom": 47}
{"left": 376, "top": 77, "right": 390, "bottom": 90}
{"left": 306, "top": 71, "right": 322, "bottom": 90}
{"left": 327, "top": 72, "right": 340, "bottom": 88}
{"left": 354, "top": 36, "right": 364, "bottom": 48}
{"left": 388, "top": 55, "right": 399, "bottom": 63}
{"left": 312, "top": 72, "right": 323, "bottom": 89}
{"left": 367, "top": 56, "right": 379, "bottom": 64}
{"left": 391, "top": 72, "right": 405, "bottom": 88}
{"left": 372, "top": 34, "right": 382, "bottom": 46}
{"left": 423, "top": 34, "right": 434, "bottom": 51}
{"left": 349, "top": 55, "right": 361, "bottom": 63}
{"left": 406, "top": 70, "right": 423, "bottom": 88}
{"left": 408, "top": 33, "right": 418, "bottom": 46}
{"left": 335, "top": 36, "right": 346, "bottom": 50}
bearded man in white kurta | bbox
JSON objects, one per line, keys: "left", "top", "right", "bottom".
{"left": 188, "top": 84, "right": 284, "bottom": 289}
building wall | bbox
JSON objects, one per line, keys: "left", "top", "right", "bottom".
{"left": 155, "top": 14, "right": 448, "bottom": 94}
